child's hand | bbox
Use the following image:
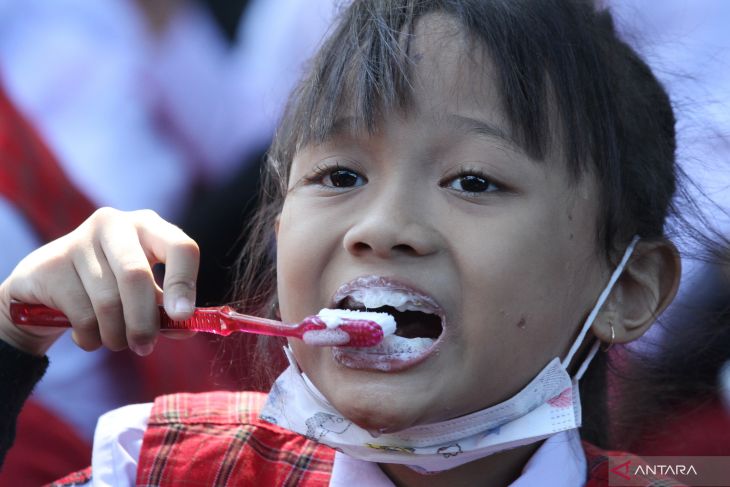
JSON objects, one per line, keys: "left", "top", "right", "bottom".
{"left": 0, "top": 208, "right": 199, "bottom": 357}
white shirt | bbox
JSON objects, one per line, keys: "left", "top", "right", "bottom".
{"left": 86, "top": 404, "right": 587, "bottom": 487}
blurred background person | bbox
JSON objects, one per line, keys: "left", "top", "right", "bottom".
{"left": 605, "top": 0, "right": 730, "bottom": 456}
{"left": 0, "top": 0, "right": 337, "bottom": 483}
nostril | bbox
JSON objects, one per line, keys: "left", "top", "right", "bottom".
{"left": 351, "top": 242, "right": 372, "bottom": 254}
{"left": 349, "top": 241, "right": 417, "bottom": 257}
{"left": 392, "top": 244, "right": 417, "bottom": 255}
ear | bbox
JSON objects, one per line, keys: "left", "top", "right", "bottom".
{"left": 593, "top": 239, "right": 681, "bottom": 345}
{"left": 274, "top": 214, "right": 281, "bottom": 240}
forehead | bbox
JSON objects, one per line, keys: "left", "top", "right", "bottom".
{"left": 324, "top": 13, "right": 528, "bottom": 156}
{"left": 407, "top": 14, "right": 503, "bottom": 118}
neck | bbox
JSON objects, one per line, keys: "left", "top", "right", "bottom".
{"left": 378, "top": 441, "right": 542, "bottom": 487}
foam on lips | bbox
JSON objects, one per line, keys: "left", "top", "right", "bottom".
{"left": 333, "top": 285, "right": 444, "bottom": 342}
{"left": 316, "top": 283, "right": 445, "bottom": 370}
{"left": 296, "top": 277, "right": 447, "bottom": 372}
{"left": 332, "top": 335, "right": 437, "bottom": 371}
{"left": 301, "top": 308, "right": 396, "bottom": 347}
{"left": 333, "top": 280, "right": 442, "bottom": 316}
{"left": 314, "top": 306, "right": 437, "bottom": 371}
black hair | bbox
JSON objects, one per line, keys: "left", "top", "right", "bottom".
{"left": 269, "top": 0, "right": 678, "bottom": 256}
{"left": 233, "top": 0, "right": 728, "bottom": 445}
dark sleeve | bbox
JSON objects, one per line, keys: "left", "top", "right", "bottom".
{"left": 0, "top": 339, "right": 48, "bottom": 469}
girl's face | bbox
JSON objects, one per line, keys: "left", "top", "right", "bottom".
{"left": 276, "top": 14, "right": 610, "bottom": 432}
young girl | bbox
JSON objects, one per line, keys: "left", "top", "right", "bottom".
{"left": 0, "top": 0, "right": 699, "bottom": 485}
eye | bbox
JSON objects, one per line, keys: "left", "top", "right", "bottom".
{"left": 306, "top": 163, "right": 367, "bottom": 190}
{"left": 326, "top": 169, "right": 364, "bottom": 188}
{"left": 442, "top": 172, "right": 499, "bottom": 194}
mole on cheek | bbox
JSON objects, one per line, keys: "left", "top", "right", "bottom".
{"left": 516, "top": 317, "right": 527, "bottom": 329}
{"left": 567, "top": 210, "right": 574, "bottom": 240}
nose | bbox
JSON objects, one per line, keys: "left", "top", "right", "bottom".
{"left": 342, "top": 187, "right": 441, "bottom": 259}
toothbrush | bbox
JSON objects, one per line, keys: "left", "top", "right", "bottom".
{"left": 9, "top": 301, "right": 384, "bottom": 347}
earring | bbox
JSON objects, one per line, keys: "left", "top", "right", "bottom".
{"left": 601, "top": 321, "right": 615, "bottom": 352}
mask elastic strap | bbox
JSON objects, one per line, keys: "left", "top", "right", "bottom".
{"left": 283, "top": 345, "right": 334, "bottom": 406}
{"left": 561, "top": 235, "right": 640, "bottom": 374}
{"left": 574, "top": 341, "right": 600, "bottom": 381}
{"left": 283, "top": 345, "right": 299, "bottom": 371}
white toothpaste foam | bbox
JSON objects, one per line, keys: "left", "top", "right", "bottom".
{"left": 333, "top": 335, "right": 435, "bottom": 371}
{"left": 370, "top": 334, "right": 433, "bottom": 353}
{"left": 317, "top": 308, "right": 396, "bottom": 336}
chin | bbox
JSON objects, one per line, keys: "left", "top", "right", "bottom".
{"left": 292, "top": 341, "right": 450, "bottom": 431}
{"left": 313, "top": 367, "right": 436, "bottom": 433}
{"left": 327, "top": 389, "right": 421, "bottom": 433}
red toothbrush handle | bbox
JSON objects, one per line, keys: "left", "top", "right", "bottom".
{"left": 9, "top": 301, "right": 316, "bottom": 336}
{"left": 8, "top": 302, "right": 308, "bottom": 337}
{"left": 10, "top": 301, "right": 71, "bottom": 327}
{"left": 9, "top": 301, "right": 177, "bottom": 328}
{"left": 9, "top": 302, "right": 385, "bottom": 346}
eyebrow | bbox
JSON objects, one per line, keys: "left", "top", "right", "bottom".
{"left": 324, "top": 114, "right": 522, "bottom": 152}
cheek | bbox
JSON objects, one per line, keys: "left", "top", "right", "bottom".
{"left": 455, "top": 207, "right": 603, "bottom": 373}
{"left": 275, "top": 200, "right": 324, "bottom": 322}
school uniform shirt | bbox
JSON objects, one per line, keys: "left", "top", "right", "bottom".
{"left": 49, "top": 391, "right": 681, "bottom": 487}
{"left": 91, "top": 401, "right": 586, "bottom": 486}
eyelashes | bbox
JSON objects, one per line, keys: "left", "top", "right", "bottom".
{"left": 301, "top": 161, "right": 506, "bottom": 195}
{"left": 440, "top": 169, "right": 501, "bottom": 194}
{"left": 302, "top": 162, "right": 367, "bottom": 189}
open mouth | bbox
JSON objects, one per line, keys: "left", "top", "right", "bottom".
{"left": 329, "top": 276, "right": 445, "bottom": 371}
{"left": 337, "top": 297, "right": 443, "bottom": 340}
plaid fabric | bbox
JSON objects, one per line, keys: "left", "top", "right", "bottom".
{"left": 136, "top": 391, "right": 335, "bottom": 486}
{"left": 0, "top": 80, "right": 96, "bottom": 242}
{"left": 137, "top": 391, "right": 682, "bottom": 487}
{"left": 51, "top": 391, "right": 685, "bottom": 486}
{"left": 583, "top": 442, "right": 686, "bottom": 487}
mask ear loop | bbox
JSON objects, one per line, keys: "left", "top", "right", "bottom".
{"left": 282, "top": 345, "right": 334, "bottom": 406}
{"left": 562, "top": 235, "right": 640, "bottom": 380}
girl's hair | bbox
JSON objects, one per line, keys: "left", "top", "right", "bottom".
{"left": 232, "top": 0, "right": 727, "bottom": 445}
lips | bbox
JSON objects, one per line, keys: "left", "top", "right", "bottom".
{"left": 329, "top": 275, "right": 446, "bottom": 372}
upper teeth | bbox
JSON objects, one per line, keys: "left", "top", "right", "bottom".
{"left": 317, "top": 308, "right": 396, "bottom": 336}
{"left": 343, "top": 288, "right": 437, "bottom": 315}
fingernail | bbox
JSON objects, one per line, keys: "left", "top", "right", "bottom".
{"left": 173, "top": 297, "right": 193, "bottom": 315}
{"left": 133, "top": 343, "right": 154, "bottom": 357}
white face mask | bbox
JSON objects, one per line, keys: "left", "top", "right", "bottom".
{"left": 260, "top": 237, "right": 640, "bottom": 473}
